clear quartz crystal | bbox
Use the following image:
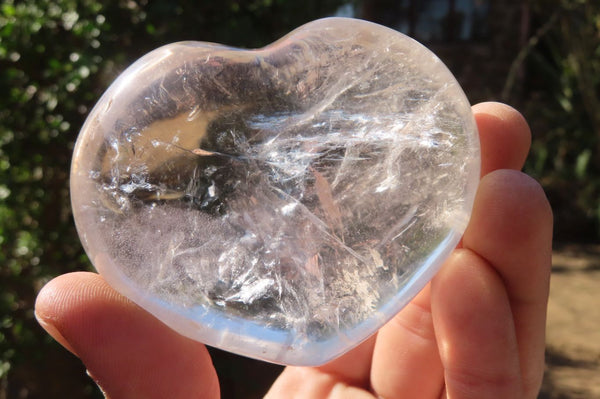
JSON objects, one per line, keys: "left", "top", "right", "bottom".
{"left": 70, "top": 17, "right": 480, "bottom": 366}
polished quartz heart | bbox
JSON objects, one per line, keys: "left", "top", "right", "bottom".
{"left": 70, "top": 17, "right": 480, "bottom": 366}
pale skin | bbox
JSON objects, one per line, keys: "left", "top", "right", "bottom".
{"left": 35, "top": 102, "right": 553, "bottom": 399}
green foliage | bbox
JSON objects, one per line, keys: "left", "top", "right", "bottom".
{"left": 520, "top": 0, "right": 600, "bottom": 239}
{"left": 0, "top": 0, "right": 108, "bottom": 388}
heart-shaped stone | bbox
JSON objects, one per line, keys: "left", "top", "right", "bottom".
{"left": 70, "top": 17, "right": 479, "bottom": 366}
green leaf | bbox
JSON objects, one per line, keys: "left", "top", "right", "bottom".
{"left": 1, "top": 4, "right": 16, "bottom": 18}
{"left": 575, "top": 149, "right": 592, "bottom": 179}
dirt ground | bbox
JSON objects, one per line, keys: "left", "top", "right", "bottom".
{"left": 540, "top": 244, "right": 600, "bottom": 399}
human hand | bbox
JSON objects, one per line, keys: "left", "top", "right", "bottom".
{"left": 35, "top": 102, "right": 552, "bottom": 399}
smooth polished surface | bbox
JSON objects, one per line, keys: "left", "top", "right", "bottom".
{"left": 70, "top": 17, "right": 480, "bottom": 365}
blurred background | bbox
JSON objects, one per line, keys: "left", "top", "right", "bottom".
{"left": 1, "top": 0, "right": 599, "bottom": 398}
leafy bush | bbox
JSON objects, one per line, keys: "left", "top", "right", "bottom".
{"left": 516, "top": 0, "right": 600, "bottom": 240}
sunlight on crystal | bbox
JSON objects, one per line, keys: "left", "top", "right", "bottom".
{"left": 70, "top": 17, "right": 479, "bottom": 366}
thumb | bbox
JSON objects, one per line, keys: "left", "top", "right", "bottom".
{"left": 35, "top": 272, "right": 220, "bottom": 399}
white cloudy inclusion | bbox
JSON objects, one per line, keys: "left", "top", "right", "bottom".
{"left": 70, "top": 18, "right": 480, "bottom": 366}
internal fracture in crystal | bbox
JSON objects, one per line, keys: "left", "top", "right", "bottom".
{"left": 70, "top": 17, "right": 480, "bottom": 366}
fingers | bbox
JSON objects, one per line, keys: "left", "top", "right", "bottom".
{"left": 473, "top": 102, "right": 531, "bottom": 176}
{"left": 35, "top": 272, "right": 220, "bottom": 399}
{"left": 269, "top": 103, "right": 542, "bottom": 399}
{"left": 265, "top": 367, "right": 374, "bottom": 399}
{"left": 368, "top": 102, "right": 534, "bottom": 398}
{"left": 462, "top": 170, "right": 553, "bottom": 396}
{"left": 35, "top": 103, "right": 540, "bottom": 399}
{"left": 315, "top": 335, "right": 377, "bottom": 387}
{"left": 370, "top": 284, "right": 444, "bottom": 398}
{"left": 431, "top": 249, "right": 522, "bottom": 398}
{"left": 433, "top": 170, "right": 552, "bottom": 398}
{"left": 265, "top": 335, "right": 377, "bottom": 398}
